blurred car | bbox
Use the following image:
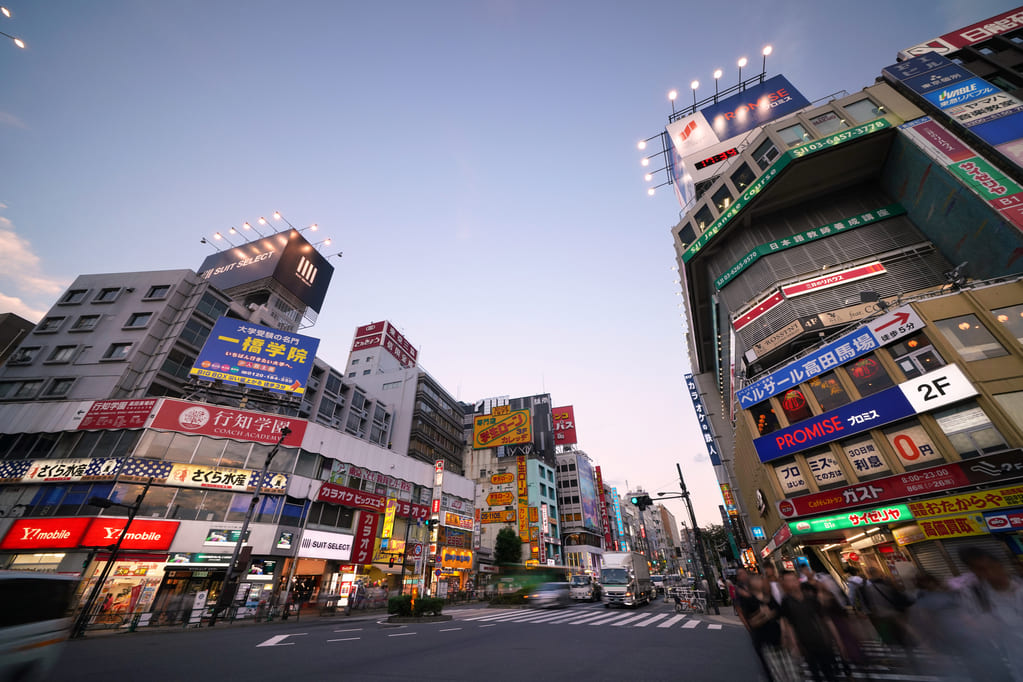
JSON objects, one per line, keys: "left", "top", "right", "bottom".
{"left": 525, "top": 582, "right": 571, "bottom": 609}
{"left": 651, "top": 575, "right": 665, "bottom": 594}
{"left": 0, "top": 571, "right": 78, "bottom": 682}
{"left": 569, "top": 574, "right": 601, "bottom": 602}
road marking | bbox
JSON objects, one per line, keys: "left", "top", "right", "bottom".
{"left": 567, "top": 612, "right": 616, "bottom": 625}
{"left": 388, "top": 632, "right": 417, "bottom": 637}
{"left": 467, "top": 612, "right": 526, "bottom": 622}
{"left": 612, "top": 614, "right": 652, "bottom": 627}
{"left": 657, "top": 615, "right": 687, "bottom": 628}
{"left": 544, "top": 611, "right": 588, "bottom": 623}
{"left": 256, "top": 633, "right": 307, "bottom": 647}
{"left": 333, "top": 628, "right": 362, "bottom": 633}
{"left": 708, "top": 624, "right": 722, "bottom": 630}
{"left": 327, "top": 637, "right": 361, "bottom": 642}
{"left": 633, "top": 614, "right": 668, "bottom": 627}
{"left": 479, "top": 624, "right": 497, "bottom": 628}
{"left": 682, "top": 620, "right": 700, "bottom": 629}
{"left": 439, "top": 628, "right": 462, "bottom": 632}
{"left": 517, "top": 612, "right": 573, "bottom": 623}
{"left": 588, "top": 613, "right": 640, "bottom": 626}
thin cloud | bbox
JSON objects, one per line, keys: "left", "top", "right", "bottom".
{"left": 0, "top": 216, "right": 68, "bottom": 312}
{"left": 0, "top": 111, "right": 27, "bottom": 129}
{"left": 0, "top": 292, "right": 45, "bottom": 323}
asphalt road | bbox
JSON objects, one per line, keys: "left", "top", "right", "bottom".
{"left": 50, "top": 600, "right": 760, "bottom": 681}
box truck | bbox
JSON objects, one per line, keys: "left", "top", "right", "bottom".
{"left": 600, "top": 552, "right": 653, "bottom": 607}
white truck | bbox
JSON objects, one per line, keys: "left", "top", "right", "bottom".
{"left": 600, "top": 552, "right": 653, "bottom": 607}
{"left": 569, "top": 574, "right": 601, "bottom": 602}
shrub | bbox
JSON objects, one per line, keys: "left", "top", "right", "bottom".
{"left": 413, "top": 597, "right": 444, "bottom": 616}
{"left": 388, "top": 595, "right": 413, "bottom": 616}
{"left": 489, "top": 593, "right": 527, "bottom": 606}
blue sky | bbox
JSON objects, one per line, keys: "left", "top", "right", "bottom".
{"left": 0, "top": 0, "right": 1014, "bottom": 526}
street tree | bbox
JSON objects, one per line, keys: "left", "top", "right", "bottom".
{"left": 494, "top": 526, "right": 522, "bottom": 565}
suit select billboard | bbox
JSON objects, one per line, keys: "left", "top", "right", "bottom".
{"left": 197, "top": 229, "right": 334, "bottom": 313}
{"left": 665, "top": 75, "right": 810, "bottom": 207}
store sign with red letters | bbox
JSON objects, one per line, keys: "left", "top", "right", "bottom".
{"left": 350, "top": 511, "right": 380, "bottom": 565}
{"left": 80, "top": 518, "right": 180, "bottom": 551}
{"left": 78, "top": 399, "right": 158, "bottom": 430}
{"left": 151, "top": 399, "right": 306, "bottom": 446}
{"left": 0, "top": 517, "right": 179, "bottom": 551}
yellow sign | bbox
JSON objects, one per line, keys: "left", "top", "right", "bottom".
{"left": 529, "top": 507, "right": 539, "bottom": 524}
{"left": 440, "top": 548, "right": 473, "bottom": 569}
{"left": 907, "top": 484, "right": 1023, "bottom": 518}
{"left": 473, "top": 410, "right": 532, "bottom": 449}
{"left": 493, "top": 405, "right": 510, "bottom": 416}
{"left": 480, "top": 510, "right": 516, "bottom": 524}
{"left": 490, "top": 472, "right": 515, "bottom": 485}
{"left": 381, "top": 498, "right": 398, "bottom": 540}
{"left": 517, "top": 456, "right": 529, "bottom": 541}
{"left": 486, "top": 491, "right": 514, "bottom": 506}
{"left": 918, "top": 514, "right": 987, "bottom": 540}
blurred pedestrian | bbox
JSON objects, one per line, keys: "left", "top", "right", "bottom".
{"left": 778, "top": 571, "right": 840, "bottom": 682}
{"left": 860, "top": 566, "right": 914, "bottom": 655}
{"left": 739, "top": 574, "right": 795, "bottom": 682}
{"left": 957, "top": 546, "right": 1023, "bottom": 680}
{"left": 845, "top": 567, "right": 865, "bottom": 615}
{"left": 806, "top": 570, "right": 864, "bottom": 675}
{"left": 764, "top": 564, "right": 785, "bottom": 605}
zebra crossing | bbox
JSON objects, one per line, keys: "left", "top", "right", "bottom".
{"left": 452, "top": 606, "right": 727, "bottom": 631}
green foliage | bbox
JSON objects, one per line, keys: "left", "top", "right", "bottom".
{"left": 494, "top": 526, "right": 522, "bottom": 565}
{"left": 413, "top": 597, "right": 445, "bottom": 616}
{"left": 388, "top": 595, "right": 444, "bottom": 617}
{"left": 388, "top": 595, "right": 413, "bottom": 616}
{"left": 489, "top": 593, "right": 527, "bottom": 605}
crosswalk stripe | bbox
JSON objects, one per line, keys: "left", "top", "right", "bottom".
{"left": 657, "top": 614, "right": 687, "bottom": 628}
{"left": 681, "top": 620, "right": 700, "bottom": 629}
{"left": 633, "top": 614, "right": 668, "bottom": 628}
{"left": 543, "top": 611, "right": 588, "bottom": 623}
{"left": 612, "top": 614, "right": 652, "bottom": 627}
{"left": 515, "top": 612, "right": 572, "bottom": 623}
{"left": 464, "top": 612, "right": 522, "bottom": 622}
{"left": 567, "top": 612, "right": 617, "bottom": 625}
{"left": 707, "top": 624, "right": 722, "bottom": 630}
{"left": 589, "top": 613, "right": 640, "bottom": 626}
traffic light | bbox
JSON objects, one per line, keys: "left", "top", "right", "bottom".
{"left": 427, "top": 518, "right": 438, "bottom": 529}
{"left": 630, "top": 494, "right": 654, "bottom": 511}
{"left": 388, "top": 556, "right": 395, "bottom": 568}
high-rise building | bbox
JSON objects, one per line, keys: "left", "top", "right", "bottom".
{"left": 554, "top": 449, "right": 604, "bottom": 573}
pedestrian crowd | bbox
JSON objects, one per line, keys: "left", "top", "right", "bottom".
{"left": 730, "top": 546, "right": 1023, "bottom": 681}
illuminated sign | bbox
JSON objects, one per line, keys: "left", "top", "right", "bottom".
{"left": 486, "top": 491, "right": 514, "bottom": 506}
{"left": 517, "top": 456, "right": 529, "bottom": 541}
{"left": 442, "top": 511, "right": 474, "bottom": 531}
{"left": 473, "top": 410, "right": 532, "bottom": 449}
{"left": 77, "top": 399, "right": 158, "bottom": 430}
{"left": 298, "top": 529, "right": 354, "bottom": 561}
{"left": 733, "top": 291, "right": 784, "bottom": 331}
{"left": 898, "top": 7, "right": 1023, "bottom": 58}
{"left": 780, "top": 262, "right": 886, "bottom": 298}
{"left": 788, "top": 504, "right": 911, "bottom": 534}
{"left": 480, "top": 510, "right": 516, "bottom": 524}
{"left": 490, "top": 472, "right": 515, "bottom": 485}
{"left": 150, "top": 398, "right": 307, "bottom": 446}
{"left": 552, "top": 405, "right": 578, "bottom": 445}
{"left": 441, "top": 548, "right": 473, "bottom": 569}
{"left": 693, "top": 148, "right": 738, "bottom": 171}
{"left": 81, "top": 518, "right": 179, "bottom": 551}
{"left": 350, "top": 321, "right": 418, "bottom": 368}
{"left": 381, "top": 498, "right": 398, "bottom": 540}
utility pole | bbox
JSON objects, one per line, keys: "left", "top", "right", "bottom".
{"left": 674, "top": 463, "right": 720, "bottom": 614}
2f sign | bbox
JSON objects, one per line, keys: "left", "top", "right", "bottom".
{"left": 900, "top": 364, "right": 976, "bottom": 413}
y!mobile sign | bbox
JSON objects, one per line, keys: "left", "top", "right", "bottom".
{"left": 755, "top": 364, "right": 976, "bottom": 462}
{"left": 737, "top": 305, "right": 922, "bottom": 408}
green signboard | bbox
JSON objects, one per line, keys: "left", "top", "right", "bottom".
{"left": 945, "top": 155, "right": 1023, "bottom": 202}
{"left": 714, "top": 204, "right": 906, "bottom": 290}
{"left": 787, "top": 503, "right": 912, "bottom": 535}
{"left": 682, "top": 118, "right": 893, "bottom": 263}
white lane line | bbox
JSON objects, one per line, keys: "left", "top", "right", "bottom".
{"left": 567, "top": 612, "right": 616, "bottom": 625}
{"left": 479, "top": 624, "right": 497, "bottom": 628}
{"left": 612, "top": 614, "right": 653, "bottom": 627}
{"left": 472, "top": 611, "right": 532, "bottom": 622}
{"left": 388, "top": 632, "right": 417, "bottom": 637}
{"left": 589, "top": 613, "right": 641, "bottom": 626}
{"left": 256, "top": 633, "right": 307, "bottom": 647}
{"left": 708, "top": 624, "right": 723, "bottom": 630}
{"left": 517, "top": 612, "right": 574, "bottom": 623}
{"left": 544, "top": 611, "right": 589, "bottom": 623}
{"left": 333, "top": 628, "right": 362, "bottom": 633}
{"left": 657, "top": 615, "right": 687, "bottom": 628}
{"left": 682, "top": 620, "right": 701, "bottom": 629}
{"left": 327, "top": 637, "right": 360, "bottom": 642}
{"left": 633, "top": 614, "right": 668, "bottom": 627}
{"left": 439, "top": 628, "right": 462, "bottom": 632}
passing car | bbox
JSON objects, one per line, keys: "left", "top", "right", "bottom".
{"left": 525, "top": 582, "right": 571, "bottom": 609}
{"left": 0, "top": 571, "right": 78, "bottom": 682}
{"left": 651, "top": 575, "right": 666, "bottom": 595}
{"left": 569, "top": 574, "right": 601, "bottom": 602}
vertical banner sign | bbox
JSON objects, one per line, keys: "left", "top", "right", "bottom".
{"left": 595, "top": 466, "right": 614, "bottom": 551}
{"left": 350, "top": 511, "right": 380, "bottom": 565}
{"left": 381, "top": 498, "right": 398, "bottom": 540}
{"left": 551, "top": 406, "right": 578, "bottom": 445}
{"left": 517, "top": 456, "right": 529, "bottom": 542}
{"left": 685, "top": 374, "right": 722, "bottom": 465}
{"left": 539, "top": 503, "right": 549, "bottom": 564}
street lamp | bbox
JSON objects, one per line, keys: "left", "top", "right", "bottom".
{"left": 668, "top": 89, "right": 678, "bottom": 115}
{"left": 71, "top": 477, "right": 155, "bottom": 638}
{"left": 209, "top": 425, "right": 291, "bottom": 626}
{"left": 762, "top": 45, "right": 773, "bottom": 75}
{"left": 690, "top": 80, "right": 699, "bottom": 109}
{"left": 713, "top": 69, "right": 723, "bottom": 99}
{"left": 737, "top": 56, "right": 748, "bottom": 85}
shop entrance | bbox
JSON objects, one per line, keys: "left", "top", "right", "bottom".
{"left": 150, "top": 569, "right": 225, "bottom": 625}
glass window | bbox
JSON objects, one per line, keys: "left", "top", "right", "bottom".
{"left": 44, "top": 378, "right": 75, "bottom": 397}
{"left": 196, "top": 293, "right": 228, "bottom": 321}
{"left": 807, "top": 371, "right": 850, "bottom": 411}
{"left": 110, "top": 431, "right": 141, "bottom": 459}
{"left": 933, "top": 401, "right": 1007, "bottom": 458}
{"left": 750, "top": 400, "right": 780, "bottom": 435}
{"left": 145, "top": 285, "right": 171, "bottom": 300}
{"left": 169, "top": 489, "right": 204, "bottom": 520}
{"left": 6, "top": 346, "right": 40, "bottom": 365}
{"left": 995, "top": 391, "right": 1023, "bottom": 430}
{"left": 219, "top": 440, "right": 251, "bottom": 468}
{"left": 179, "top": 318, "right": 211, "bottom": 348}
{"left": 136, "top": 485, "right": 176, "bottom": 518}
{"left": 730, "top": 162, "right": 756, "bottom": 192}
{"left": 190, "top": 437, "right": 226, "bottom": 466}
{"left": 362, "top": 369, "right": 371, "bottom": 375}
{"left": 61, "top": 289, "right": 88, "bottom": 304}
{"left": 992, "top": 304, "right": 1023, "bottom": 345}
{"left": 779, "top": 388, "right": 812, "bottom": 423}
{"left": 196, "top": 491, "right": 231, "bottom": 522}
{"left": 889, "top": 331, "right": 946, "bottom": 379}
{"left": 845, "top": 354, "right": 894, "bottom": 397}
{"left": 348, "top": 372, "right": 356, "bottom": 378}
{"left": 773, "top": 459, "right": 809, "bottom": 496}
{"left": 693, "top": 203, "right": 715, "bottom": 230}
{"left": 777, "top": 123, "right": 810, "bottom": 147}
{"left": 752, "top": 138, "right": 779, "bottom": 170}
{"left": 677, "top": 223, "right": 696, "bottom": 249}
{"left": 279, "top": 496, "right": 308, "bottom": 526}
{"left": 46, "top": 345, "right": 77, "bottom": 363}
{"left": 71, "top": 315, "right": 100, "bottom": 331}
{"left": 808, "top": 111, "right": 847, "bottom": 135}
{"left": 351, "top": 359, "right": 359, "bottom": 365}
{"left": 711, "top": 185, "right": 733, "bottom": 213}
{"left": 935, "top": 314, "right": 1009, "bottom": 361}
{"left": 125, "top": 312, "right": 153, "bottom": 328}
{"left": 0, "top": 380, "right": 43, "bottom": 399}
{"left": 37, "top": 317, "right": 65, "bottom": 333}
{"left": 843, "top": 98, "right": 883, "bottom": 123}
{"left": 164, "top": 433, "right": 198, "bottom": 463}
{"left": 69, "top": 431, "right": 101, "bottom": 458}
{"left": 94, "top": 287, "right": 120, "bottom": 303}
{"left": 135, "top": 430, "right": 174, "bottom": 459}
{"left": 102, "top": 343, "right": 132, "bottom": 360}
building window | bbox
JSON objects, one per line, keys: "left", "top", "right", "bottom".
{"left": 777, "top": 123, "right": 810, "bottom": 147}
{"left": 807, "top": 372, "right": 849, "bottom": 411}
{"left": 102, "top": 343, "right": 132, "bottom": 361}
{"left": 144, "top": 284, "right": 171, "bottom": 300}
{"left": 362, "top": 369, "right": 371, "bottom": 376}
{"left": 45, "top": 345, "right": 77, "bottom": 364}
{"left": 842, "top": 98, "right": 883, "bottom": 123}
{"left": 36, "top": 316, "right": 65, "bottom": 333}
{"left": 693, "top": 203, "right": 715, "bottom": 230}
{"left": 750, "top": 400, "right": 780, "bottom": 435}
{"left": 808, "top": 110, "right": 847, "bottom": 135}
{"left": 179, "top": 318, "right": 211, "bottom": 348}
{"left": 935, "top": 314, "right": 1009, "bottom": 361}
{"left": 677, "top": 223, "right": 696, "bottom": 249}
{"left": 6, "top": 346, "right": 40, "bottom": 365}
{"left": 711, "top": 185, "right": 733, "bottom": 213}
{"left": 93, "top": 287, "right": 121, "bottom": 303}
{"left": 195, "top": 293, "right": 229, "bottom": 321}
{"left": 992, "top": 304, "right": 1023, "bottom": 345}
{"left": 779, "top": 388, "right": 813, "bottom": 423}
{"left": 933, "top": 401, "right": 1008, "bottom": 459}
{"left": 845, "top": 353, "right": 894, "bottom": 397}
{"left": 60, "top": 289, "right": 89, "bottom": 305}
{"left": 348, "top": 372, "right": 356, "bottom": 378}
{"left": 382, "top": 381, "right": 401, "bottom": 390}
{"left": 71, "top": 314, "right": 100, "bottom": 332}
{"left": 352, "top": 359, "right": 359, "bottom": 365}
{"left": 889, "top": 331, "right": 945, "bottom": 379}
{"left": 44, "top": 378, "right": 75, "bottom": 397}
{"left": 730, "top": 162, "right": 756, "bottom": 192}
{"left": 752, "top": 138, "right": 779, "bottom": 170}
{"left": 0, "top": 379, "right": 44, "bottom": 399}
{"left": 124, "top": 312, "right": 153, "bottom": 329}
